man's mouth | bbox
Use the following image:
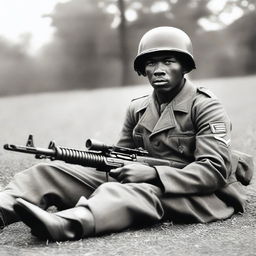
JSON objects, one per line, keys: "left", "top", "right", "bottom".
{"left": 153, "top": 80, "right": 168, "bottom": 86}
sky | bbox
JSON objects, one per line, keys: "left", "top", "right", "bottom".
{"left": 0, "top": 0, "right": 253, "bottom": 55}
{"left": 0, "top": 0, "right": 69, "bottom": 54}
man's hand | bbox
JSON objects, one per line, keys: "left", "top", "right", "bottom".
{"left": 109, "top": 163, "right": 158, "bottom": 183}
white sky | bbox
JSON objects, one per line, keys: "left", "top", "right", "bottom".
{"left": 199, "top": 0, "right": 246, "bottom": 30}
{"left": 0, "top": 0, "right": 252, "bottom": 54}
{"left": 0, "top": 0, "right": 69, "bottom": 54}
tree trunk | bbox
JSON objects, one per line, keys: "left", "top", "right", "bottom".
{"left": 118, "top": 0, "right": 129, "bottom": 86}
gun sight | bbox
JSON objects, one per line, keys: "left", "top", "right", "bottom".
{"left": 85, "top": 139, "right": 148, "bottom": 156}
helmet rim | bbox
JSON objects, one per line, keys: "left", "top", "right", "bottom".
{"left": 134, "top": 49, "right": 196, "bottom": 76}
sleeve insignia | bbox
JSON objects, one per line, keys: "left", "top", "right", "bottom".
{"left": 209, "top": 122, "right": 227, "bottom": 134}
{"left": 214, "top": 134, "right": 231, "bottom": 146}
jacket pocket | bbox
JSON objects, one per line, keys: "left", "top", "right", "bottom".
{"left": 167, "top": 134, "right": 196, "bottom": 158}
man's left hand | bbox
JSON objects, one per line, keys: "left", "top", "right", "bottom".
{"left": 109, "top": 164, "right": 157, "bottom": 184}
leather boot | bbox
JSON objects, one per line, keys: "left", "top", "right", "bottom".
{"left": 13, "top": 198, "right": 94, "bottom": 241}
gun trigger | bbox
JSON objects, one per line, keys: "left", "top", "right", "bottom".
{"left": 48, "top": 141, "right": 56, "bottom": 149}
{"left": 26, "top": 134, "right": 35, "bottom": 147}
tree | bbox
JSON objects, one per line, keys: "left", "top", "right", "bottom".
{"left": 118, "top": 0, "right": 129, "bottom": 86}
{"left": 43, "top": 0, "right": 119, "bottom": 89}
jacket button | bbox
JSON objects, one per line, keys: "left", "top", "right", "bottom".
{"left": 154, "top": 141, "right": 160, "bottom": 147}
{"left": 178, "top": 145, "right": 184, "bottom": 154}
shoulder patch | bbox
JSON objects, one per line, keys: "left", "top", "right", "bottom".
{"left": 131, "top": 95, "right": 149, "bottom": 102}
{"left": 197, "top": 87, "right": 217, "bottom": 99}
{"left": 209, "top": 122, "right": 227, "bottom": 134}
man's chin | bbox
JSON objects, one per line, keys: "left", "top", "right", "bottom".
{"left": 153, "top": 85, "right": 172, "bottom": 93}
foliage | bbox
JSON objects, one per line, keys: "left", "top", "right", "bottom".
{"left": 0, "top": 0, "right": 255, "bottom": 95}
{"left": 194, "top": 11, "right": 256, "bottom": 78}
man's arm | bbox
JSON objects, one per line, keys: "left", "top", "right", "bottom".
{"left": 115, "top": 93, "right": 232, "bottom": 192}
{"left": 116, "top": 103, "right": 137, "bottom": 149}
{"left": 155, "top": 96, "right": 232, "bottom": 195}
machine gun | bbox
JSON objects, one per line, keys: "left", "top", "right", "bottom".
{"left": 3, "top": 135, "right": 171, "bottom": 172}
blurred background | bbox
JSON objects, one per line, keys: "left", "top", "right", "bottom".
{"left": 0, "top": 0, "right": 255, "bottom": 96}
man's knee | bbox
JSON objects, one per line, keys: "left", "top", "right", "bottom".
{"left": 17, "top": 162, "right": 57, "bottom": 175}
{"left": 12, "top": 162, "right": 65, "bottom": 186}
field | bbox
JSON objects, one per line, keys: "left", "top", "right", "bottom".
{"left": 0, "top": 75, "right": 255, "bottom": 256}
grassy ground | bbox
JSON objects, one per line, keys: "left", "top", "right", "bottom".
{"left": 0, "top": 75, "right": 256, "bottom": 256}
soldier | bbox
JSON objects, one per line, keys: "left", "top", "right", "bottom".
{"left": 0, "top": 27, "right": 253, "bottom": 241}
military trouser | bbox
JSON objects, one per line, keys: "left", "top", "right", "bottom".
{"left": 0, "top": 162, "right": 243, "bottom": 235}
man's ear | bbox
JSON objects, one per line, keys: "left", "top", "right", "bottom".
{"left": 182, "top": 64, "right": 190, "bottom": 75}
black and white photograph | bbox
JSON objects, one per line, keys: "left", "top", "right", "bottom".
{"left": 0, "top": 0, "right": 255, "bottom": 255}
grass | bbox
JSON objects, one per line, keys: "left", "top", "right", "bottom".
{"left": 0, "top": 75, "right": 256, "bottom": 256}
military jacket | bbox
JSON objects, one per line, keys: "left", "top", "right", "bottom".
{"left": 117, "top": 80, "right": 248, "bottom": 201}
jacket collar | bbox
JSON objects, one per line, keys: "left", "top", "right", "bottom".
{"left": 136, "top": 79, "right": 196, "bottom": 136}
{"left": 172, "top": 79, "right": 196, "bottom": 113}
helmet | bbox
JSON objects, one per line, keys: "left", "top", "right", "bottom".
{"left": 134, "top": 26, "right": 196, "bottom": 76}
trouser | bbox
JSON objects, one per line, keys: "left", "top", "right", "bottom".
{"left": 0, "top": 162, "right": 242, "bottom": 235}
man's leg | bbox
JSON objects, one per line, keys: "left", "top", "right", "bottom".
{"left": 81, "top": 182, "right": 164, "bottom": 234}
{"left": 0, "top": 162, "right": 110, "bottom": 227}
{"left": 14, "top": 182, "right": 165, "bottom": 241}
{"left": 85, "top": 182, "right": 244, "bottom": 234}
{"left": 14, "top": 180, "right": 247, "bottom": 241}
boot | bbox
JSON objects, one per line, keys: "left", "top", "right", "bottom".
{"left": 14, "top": 198, "right": 94, "bottom": 241}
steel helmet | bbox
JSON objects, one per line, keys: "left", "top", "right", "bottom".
{"left": 134, "top": 26, "right": 196, "bottom": 76}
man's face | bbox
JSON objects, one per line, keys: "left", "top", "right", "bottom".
{"left": 144, "top": 52, "right": 185, "bottom": 94}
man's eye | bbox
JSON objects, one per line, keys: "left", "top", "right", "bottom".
{"left": 146, "top": 62, "right": 155, "bottom": 67}
{"left": 164, "top": 59, "right": 174, "bottom": 65}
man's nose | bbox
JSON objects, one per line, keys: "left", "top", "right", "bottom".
{"left": 153, "top": 62, "right": 166, "bottom": 76}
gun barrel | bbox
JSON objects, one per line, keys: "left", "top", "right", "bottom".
{"left": 3, "top": 144, "right": 56, "bottom": 157}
